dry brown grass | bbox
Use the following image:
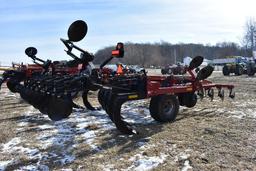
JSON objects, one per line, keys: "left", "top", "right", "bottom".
{"left": 0, "top": 87, "right": 30, "bottom": 144}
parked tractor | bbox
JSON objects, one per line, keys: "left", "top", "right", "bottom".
{"left": 222, "top": 57, "right": 248, "bottom": 76}
{"left": 0, "top": 20, "right": 235, "bottom": 135}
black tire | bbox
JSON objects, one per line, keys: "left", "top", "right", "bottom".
{"left": 172, "top": 69, "right": 178, "bottom": 75}
{"left": 161, "top": 69, "right": 167, "bottom": 75}
{"left": 178, "top": 94, "right": 184, "bottom": 106}
{"left": 185, "top": 93, "right": 197, "bottom": 108}
{"left": 149, "top": 95, "right": 179, "bottom": 122}
{"left": 235, "top": 65, "right": 243, "bottom": 76}
{"left": 222, "top": 65, "right": 230, "bottom": 76}
{"left": 178, "top": 93, "right": 197, "bottom": 108}
{"left": 247, "top": 63, "right": 255, "bottom": 76}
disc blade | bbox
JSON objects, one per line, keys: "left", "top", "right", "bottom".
{"left": 189, "top": 56, "right": 204, "bottom": 70}
{"left": 68, "top": 20, "right": 88, "bottom": 42}
{"left": 25, "top": 47, "right": 37, "bottom": 57}
{"left": 20, "top": 88, "right": 33, "bottom": 103}
{"left": 30, "top": 93, "right": 48, "bottom": 109}
{"left": 6, "top": 81, "right": 19, "bottom": 93}
{"left": 196, "top": 65, "right": 214, "bottom": 80}
{"left": 46, "top": 97, "right": 73, "bottom": 121}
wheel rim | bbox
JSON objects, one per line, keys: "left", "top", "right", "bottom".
{"left": 163, "top": 100, "right": 174, "bottom": 115}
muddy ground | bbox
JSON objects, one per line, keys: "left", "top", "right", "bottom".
{"left": 0, "top": 72, "right": 256, "bottom": 171}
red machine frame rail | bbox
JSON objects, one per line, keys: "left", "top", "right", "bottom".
{"left": 146, "top": 75, "right": 234, "bottom": 98}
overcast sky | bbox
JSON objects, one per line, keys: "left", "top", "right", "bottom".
{"left": 0, "top": 0, "right": 256, "bottom": 65}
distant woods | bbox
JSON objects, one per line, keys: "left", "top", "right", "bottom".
{"left": 94, "top": 18, "right": 256, "bottom": 67}
{"left": 94, "top": 42, "right": 251, "bottom": 67}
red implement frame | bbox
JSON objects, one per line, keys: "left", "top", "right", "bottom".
{"left": 146, "top": 71, "right": 234, "bottom": 98}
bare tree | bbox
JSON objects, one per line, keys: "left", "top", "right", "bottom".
{"left": 243, "top": 18, "right": 256, "bottom": 55}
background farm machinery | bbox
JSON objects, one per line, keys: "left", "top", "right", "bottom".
{"left": 222, "top": 56, "right": 248, "bottom": 76}
{"left": 161, "top": 63, "right": 186, "bottom": 75}
{"left": 0, "top": 20, "right": 235, "bottom": 134}
{"left": 221, "top": 56, "right": 256, "bottom": 76}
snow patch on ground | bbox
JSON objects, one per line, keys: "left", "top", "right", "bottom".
{"left": 126, "top": 153, "right": 167, "bottom": 171}
{"left": 2, "top": 137, "right": 21, "bottom": 151}
{"left": 1, "top": 137, "right": 40, "bottom": 159}
{"left": 181, "top": 160, "right": 193, "bottom": 171}
{"left": 228, "top": 111, "right": 247, "bottom": 119}
{"left": 102, "top": 164, "right": 116, "bottom": 171}
{"left": 175, "top": 152, "right": 193, "bottom": 171}
{"left": 59, "top": 154, "right": 76, "bottom": 165}
{"left": 17, "top": 121, "right": 29, "bottom": 127}
{"left": 15, "top": 164, "right": 50, "bottom": 171}
{"left": 216, "top": 101, "right": 256, "bottom": 119}
{"left": 0, "top": 160, "right": 13, "bottom": 171}
{"left": 122, "top": 137, "right": 168, "bottom": 171}
{"left": 1, "top": 108, "right": 105, "bottom": 169}
{"left": 38, "top": 124, "right": 54, "bottom": 130}
{"left": 122, "top": 100, "right": 155, "bottom": 125}
{"left": 6, "top": 93, "right": 16, "bottom": 97}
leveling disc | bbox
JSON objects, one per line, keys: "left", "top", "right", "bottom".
{"left": 189, "top": 56, "right": 204, "bottom": 70}
{"left": 68, "top": 20, "right": 88, "bottom": 42}
{"left": 196, "top": 65, "right": 214, "bottom": 80}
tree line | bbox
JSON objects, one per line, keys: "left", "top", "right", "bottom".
{"left": 94, "top": 42, "right": 250, "bottom": 67}
{"left": 94, "top": 18, "right": 256, "bottom": 67}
